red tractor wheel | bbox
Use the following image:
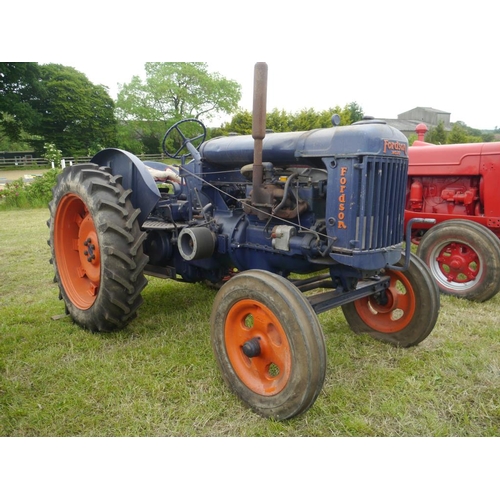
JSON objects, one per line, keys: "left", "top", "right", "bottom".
{"left": 48, "top": 164, "right": 148, "bottom": 331}
{"left": 341, "top": 253, "right": 440, "bottom": 347}
{"left": 416, "top": 219, "right": 500, "bottom": 302}
{"left": 210, "top": 270, "right": 326, "bottom": 420}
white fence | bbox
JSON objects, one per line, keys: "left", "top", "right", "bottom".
{"left": 0, "top": 153, "right": 169, "bottom": 169}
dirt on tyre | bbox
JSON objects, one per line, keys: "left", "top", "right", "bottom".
{"left": 416, "top": 219, "right": 500, "bottom": 302}
{"left": 48, "top": 164, "right": 148, "bottom": 332}
{"left": 341, "top": 253, "right": 440, "bottom": 347}
{"left": 210, "top": 270, "right": 327, "bottom": 420}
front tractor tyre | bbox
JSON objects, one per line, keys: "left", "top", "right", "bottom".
{"left": 210, "top": 270, "right": 327, "bottom": 420}
{"left": 48, "top": 164, "right": 148, "bottom": 332}
{"left": 416, "top": 219, "right": 500, "bottom": 302}
{"left": 341, "top": 253, "right": 440, "bottom": 347}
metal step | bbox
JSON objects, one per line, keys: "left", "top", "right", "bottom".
{"left": 141, "top": 220, "right": 187, "bottom": 230}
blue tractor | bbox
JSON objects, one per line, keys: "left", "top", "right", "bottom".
{"left": 48, "top": 63, "right": 439, "bottom": 419}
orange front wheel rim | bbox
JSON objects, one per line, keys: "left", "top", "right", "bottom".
{"left": 54, "top": 193, "right": 101, "bottom": 310}
{"left": 354, "top": 271, "right": 416, "bottom": 333}
{"left": 224, "top": 299, "right": 291, "bottom": 396}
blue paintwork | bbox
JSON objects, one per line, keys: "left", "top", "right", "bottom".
{"left": 95, "top": 119, "right": 410, "bottom": 284}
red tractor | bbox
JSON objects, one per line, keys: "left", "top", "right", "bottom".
{"left": 405, "top": 123, "right": 500, "bottom": 302}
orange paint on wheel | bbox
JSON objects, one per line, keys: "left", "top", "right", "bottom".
{"left": 224, "top": 299, "right": 291, "bottom": 396}
{"left": 54, "top": 193, "right": 100, "bottom": 310}
{"left": 353, "top": 270, "right": 417, "bottom": 333}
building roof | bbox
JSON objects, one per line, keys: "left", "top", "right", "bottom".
{"left": 380, "top": 118, "right": 424, "bottom": 133}
{"left": 398, "top": 106, "right": 450, "bottom": 116}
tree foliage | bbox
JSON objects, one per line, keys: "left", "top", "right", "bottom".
{"left": 28, "top": 64, "right": 117, "bottom": 155}
{"left": 3, "top": 62, "right": 495, "bottom": 159}
{"left": 117, "top": 63, "right": 241, "bottom": 121}
{"left": 0, "top": 62, "right": 44, "bottom": 145}
{"left": 425, "top": 121, "right": 447, "bottom": 144}
{"left": 220, "top": 102, "right": 365, "bottom": 135}
{"left": 115, "top": 63, "right": 242, "bottom": 153}
{"left": 220, "top": 109, "right": 253, "bottom": 135}
{"left": 0, "top": 63, "right": 117, "bottom": 156}
{"left": 425, "top": 120, "right": 490, "bottom": 145}
{"left": 447, "top": 122, "right": 475, "bottom": 144}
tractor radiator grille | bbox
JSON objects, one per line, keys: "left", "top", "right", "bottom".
{"left": 355, "top": 156, "right": 407, "bottom": 250}
{"left": 326, "top": 154, "right": 408, "bottom": 270}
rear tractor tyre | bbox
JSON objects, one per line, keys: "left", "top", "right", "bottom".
{"left": 210, "top": 270, "right": 327, "bottom": 420}
{"left": 416, "top": 219, "right": 500, "bottom": 302}
{"left": 48, "top": 164, "right": 148, "bottom": 332}
{"left": 341, "top": 253, "right": 440, "bottom": 347}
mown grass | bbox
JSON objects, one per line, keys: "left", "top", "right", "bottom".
{"left": 0, "top": 208, "right": 499, "bottom": 436}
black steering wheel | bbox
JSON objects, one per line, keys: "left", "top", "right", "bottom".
{"left": 161, "top": 118, "right": 207, "bottom": 159}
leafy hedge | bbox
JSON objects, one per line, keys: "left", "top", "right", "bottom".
{"left": 0, "top": 169, "right": 61, "bottom": 210}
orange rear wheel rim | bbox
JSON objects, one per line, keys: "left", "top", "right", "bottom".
{"left": 54, "top": 193, "right": 101, "bottom": 310}
{"left": 224, "top": 299, "right": 291, "bottom": 396}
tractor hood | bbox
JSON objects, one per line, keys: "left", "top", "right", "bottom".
{"left": 200, "top": 119, "right": 408, "bottom": 168}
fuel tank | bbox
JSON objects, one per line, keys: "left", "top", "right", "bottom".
{"left": 199, "top": 119, "right": 408, "bottom": 168}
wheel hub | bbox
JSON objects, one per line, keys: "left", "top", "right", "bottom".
{"left": 83, "top": 238, "right": 96, "bottom": 262}
{"left": 436, "top": 243, "right": 479, "bottom": 283}
{"left": 78, "top": 215, "right": 100, "bottom": 284}
{"left": 448, "top": 256, "right": 465, "bottom": 270}
{"left": 242, "top": 338, "right": 261, "bottom": 357}
{"left": 368, "top": 289, "right": 394, "bottom": 313}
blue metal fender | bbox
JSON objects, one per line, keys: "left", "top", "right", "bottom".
{"left": 91, "top": 148, "right": 161, "bottom": 226}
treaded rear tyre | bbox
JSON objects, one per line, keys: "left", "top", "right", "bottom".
{"left": 48, "top": 164, "right": 148, "bottom": 332}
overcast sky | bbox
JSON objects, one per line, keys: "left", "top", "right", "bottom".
{"left": 6, "top": 0, "right": 499, "bottom": 130}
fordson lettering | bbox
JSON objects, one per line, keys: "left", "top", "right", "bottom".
{"left": 338, "top": 166, "right": 348, "bottom": 229}
{"left": 383, "top": 139, "right": 407, "bottom": 155}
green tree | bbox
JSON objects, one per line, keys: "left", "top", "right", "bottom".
{"left": 481, "top": 132, "right": 496, "bottom": 142}
{"left": 221, "top": 102, "right": 364, "bottom": 136}
{"left": 115, "top": 63, "right": 241, "bottom": 153}
{"left": 451, "top": 121, "right": 491, "bottom": 143}
{"left": 115, "top": 121, "right": 146, "bottom": 155}
{"left": 328, "top": 102, "right": 364, "bottom": 126}
{"left": 0, "top": 124, "right": 32, "bottom": 151}
{"left": 286, "top": 102, "right": 363, "bottom": 131}
{"left": 26, "top": 64, "right": 117, "bottom": 156}
{"left": 447, "top": 122, "right": 481, "bottom": 144}
{"left": 425, "top": 121, "right": 447, "bottom": 144}
{"left": 292, "top": 108, "right": 323, "bottom": 131}
{"left": 346, "top": 102, "right": 365, "bottom": 123}
{"left": 408, "top": 133, "right": 418, "bottom": 146}
{"left": 317, "top": 109, "right": 340, "bottom": 128}
{"left": 0, "top": 62, "right": 44, "bottom": 144}
{"left": 1, "top": 63, "right": 117, "bottom": 155}
{"left": 223, "top": 110, "right": 253, "bottom": 135}
{"left": 266, "top": 108, "right": 293, "bottom": 132}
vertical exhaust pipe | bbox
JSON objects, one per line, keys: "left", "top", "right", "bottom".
{"left": 252, "top": 62, "right": 268, "bottom": 207}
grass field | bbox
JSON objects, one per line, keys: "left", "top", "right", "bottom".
{"left": 1, "top": 208, "right": 499, "bottom": 437}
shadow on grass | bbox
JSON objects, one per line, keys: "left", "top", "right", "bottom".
{"left": 93, "top": 278, "right": 219, "bottom": 342}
